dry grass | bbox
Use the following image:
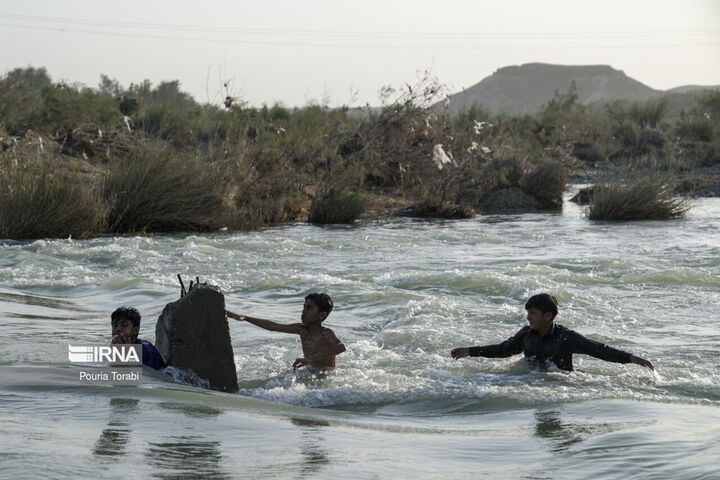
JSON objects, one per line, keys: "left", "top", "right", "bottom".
{"left": 307, "top": 188, "right": 367, "bottom": 224}
{"left": 102, "top": 151, "right": 232, "bottom": 233}
{"left": 0, "top": 154, "right": 106, "bottom": 239}
{"left": 587, "top": 173, "right": 689, "bottom": 220}
{"left": 520, "top": 160, "right": 567, "bottom": 209}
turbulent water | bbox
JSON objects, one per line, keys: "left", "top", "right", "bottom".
{"left": 1, "top": 195, "right": 719, "bottom": 479}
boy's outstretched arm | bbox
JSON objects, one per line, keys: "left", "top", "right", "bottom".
{"left": 451, "top": 329, "right": 526, "bottom": 361}
{"left": 451, "top": 347, "right": 470, "bottom": 360}
{"left": 226, "top": 310, "right": 302, "bottom": 334}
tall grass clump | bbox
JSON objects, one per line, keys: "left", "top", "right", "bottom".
{"left": 676, "top": 113, "right": 714, "bottom": 142}
{"left": 102, "top": 151, "right": 232, "bottom": 233}
{"left": 520, "top": 160, "right": 567, "bottom": 209}
{"left": 0, "top": 155, "right": 105, "bottom": 239}
{"left": 587, "top": 173, "right": 688, "bottom": 220}
{"left": 307, "top": 187, "right": 367, "bottom": 224}
{"left": 629, "top": 97, "right": 669, "bottom": 128}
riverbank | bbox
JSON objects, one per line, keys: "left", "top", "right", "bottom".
{"left": 1, "top": 67, "right": 718, "bottom": 239}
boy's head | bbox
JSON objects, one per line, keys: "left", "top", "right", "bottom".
{"left": 525, "top": 294, "right": 559, "bottom": 334}
{"left": 111, "top": 306, "right": 141, "bottom": 342}
{"left": 525, "top": 293, "right": 559, "bottom": 319}
{"left": 302, "top": 293, "right": 333, "bottom": 324}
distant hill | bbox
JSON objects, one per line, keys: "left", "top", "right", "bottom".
{"left": 439, "top": 63, "right": 718, "bottom": 115}
{"left": 666, "top": 84, "right": 720, "bottom": 94}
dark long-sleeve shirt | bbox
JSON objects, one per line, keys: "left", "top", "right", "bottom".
{"left": 468, "top": 323, "right": 633, "bottom": 371}
{"left": 136, "top": 339, "right": 165, "bottom": 370}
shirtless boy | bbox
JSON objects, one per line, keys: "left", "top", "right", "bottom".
{"left": 226, "top": 293, "right": 345, "bottom": 370}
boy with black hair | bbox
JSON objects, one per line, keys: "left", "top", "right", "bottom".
{"left": 226, "top": 293, "right": 345, "bottom": 370}
{"left": 111, "top": 306, "right": 166, "bottom": 370}
{"left": 451, "top": 293, "right": 654, "bottom": 371}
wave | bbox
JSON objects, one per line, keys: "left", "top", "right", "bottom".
{"left": 374, "top": 269, "right": 511, "bottom": 294}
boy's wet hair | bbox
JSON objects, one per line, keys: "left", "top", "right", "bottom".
{"left": 525, "top": 293, "right": 559, "bottom": 319}
{"left": 111, "top": 306, "right": 141, "bottom": 327}
{"left": 305, "top": 293, "right": 333, "bottom": 315}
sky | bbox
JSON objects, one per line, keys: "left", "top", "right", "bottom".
{"left": 1, "top": 0, "right": 718, "bottom": 108}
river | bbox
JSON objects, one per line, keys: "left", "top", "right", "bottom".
{"left": 1, "top": 194, "right": 719, "bottom": 479}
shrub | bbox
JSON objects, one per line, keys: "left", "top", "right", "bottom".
{"left": 102, "top": 150, "right": 232, "bottom": 233}
{"left": 479, "top": 157, "right": 524, "bottom": 192}
{"left": 402, "top": 194, "right": 474, "bottom": 219}
{"left": 696, "top": 90, "right": 720, "bottom": 118}
{"left": 610, "top": 122, "right": 666, "bottom": 160}
{"left": 0, "top": 154, "right": 105, "bottom": 239}
{"left": 572, "top": 142, "right": 604, "bottom": 163}
{"left": 520, "top": 160, "right": 567, "bottom": 209}
{"left": 638, "top": 128, "right": 665, "bottom": 148}
{"left": 233, "top": 172, "right": 308, "bottom": 228}
{"left": 587, "top": 173, "right": 688, "bottom": 220}
{"left": 0, "top": 67, "right": 52, "bottom": 135}
{"left": 629, "top": 97, "right": 669, "bottom": 128}
{"left": 135, "top": 81, "right": 202, "bottom": 146}
{"left": 676, "top": 114, "right": 714, "bottom": 142}
{"left": 307, "top": 188, "right": 367, "bottom": 224}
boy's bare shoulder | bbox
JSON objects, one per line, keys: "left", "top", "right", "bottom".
{"left": 321, "top": 326, "right": 342, "bottom": 341}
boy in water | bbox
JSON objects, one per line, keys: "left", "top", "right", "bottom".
{"left": 226, "top": 293, "right": 345, "bottom": 370}
{"left": 110, "top": 306, "right": 166, "bottom": 370}
{"left": 451, "top": 293, "right": 654, "bottom": 371}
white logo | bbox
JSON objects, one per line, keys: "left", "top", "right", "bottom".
{"left": 68, "top": 345, "right": 141, "bottom": 364}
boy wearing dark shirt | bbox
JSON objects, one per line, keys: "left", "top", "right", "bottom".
{"left": 110, "top": 306, "right": 166, "bottom": 371}
{"left": 451, "top": 293, "right": 654, "bottom": 371}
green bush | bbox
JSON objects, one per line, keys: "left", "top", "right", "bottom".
{"left": 587, "top": 173, "right": 688, "bottom": 220}
{"left": 479, "top": 157, "right": 524, "bottom": 191}
{"left": 520, "top": 160, "right": 567, "bottom": 209}
{"left": 102, "top": 150, "right": 232, "bottom": 233}
{"left": 696, "top": 90, "right": 720, "bottom": 118}
{"left": 629, "top": 97, "right": 668, "bottom": 128}
{"left": 676, "top": 113, "right": 714, "bottom": 142}
{"left": 0, "top": 155, "right": 105, "bottom": 239}
{"left": 307, "top": 188, "right": 367, "bottom": 224}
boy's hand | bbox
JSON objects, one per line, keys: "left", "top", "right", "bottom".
{"left": 451, "top": 347, "right": 469, "bottom": 360}
{"left": 630, "top": 355, "right": 655, "bottom": 370}
{"left": 226, "top": 310, "right": 245, "bottom": 321}
{"left": 292, "top": 357, "right": 309, "bottom": 371}
{"left": 111, "top": 333, "right": 131, "bottom": 344}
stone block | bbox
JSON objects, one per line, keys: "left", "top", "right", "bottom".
{"left": 155, "top": 284, "right": 238, "bottom": 393}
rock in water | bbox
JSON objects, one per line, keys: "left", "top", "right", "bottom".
{"left": 155, "top": 284, "right": 238, "bottom": 393}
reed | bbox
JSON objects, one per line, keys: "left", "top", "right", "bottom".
{"left": 520, "top": 160, "right": 567, "bottom": 209}
{"left": 102, "top": 151, "right": 231, "bottom": 233}
{"left": 629, "top": 97, "right": 669, "bottom": 128}
{"left": 0, "top": 155, "right": 105, "bottom": 239}
{"left": 307, "top": 188, "right": 367, "bottom": 224}
{"left": 587, "top": 173, "right": 688, "bottom": 220}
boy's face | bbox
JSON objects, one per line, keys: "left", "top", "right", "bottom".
{"left": 111, "top": 317, "right": 139, "bottom": 342}
{"left": 301, "top": 299, "right": 328, "bottom": 325}
{"left": 526, "top": 308, "right": 554, "bottom": 334}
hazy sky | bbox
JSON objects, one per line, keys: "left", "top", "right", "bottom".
{"left": 1, "top": 0, "right": 718, "bottom": 107}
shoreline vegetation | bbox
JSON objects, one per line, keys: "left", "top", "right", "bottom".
{"left": 1, "top": 67, "right": 719, "bottom": 240}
